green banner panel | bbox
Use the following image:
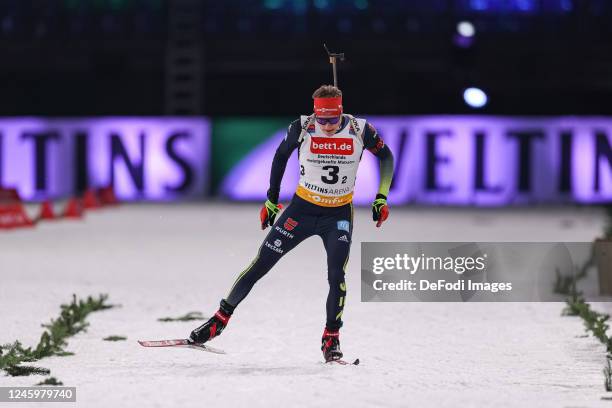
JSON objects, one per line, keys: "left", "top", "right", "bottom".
{"left": 211, "top": 117, "right": 291, "bottom": 193}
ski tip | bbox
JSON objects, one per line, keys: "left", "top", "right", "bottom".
{"left": 353, "top": 358, "right": 360, "bottom": 365}
{"left": 137, "top": 340, "right": 161, "bottom": 347}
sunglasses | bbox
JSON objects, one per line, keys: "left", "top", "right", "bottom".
{"left": 315, "top": 116, "right": 341, "bottom": 125}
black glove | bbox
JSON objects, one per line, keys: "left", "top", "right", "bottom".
{"left": 259, "top": 200, "right": 283, "bottom": 230}
{"left": 372, "top": 194, "right": 389, "bottom": 228}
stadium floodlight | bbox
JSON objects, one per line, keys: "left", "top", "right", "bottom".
{"left": 463, "top": 87, "right": 488, "bottom": 108}
{"left": 457, "top": 21, "right": 476, "bottom": 38}
{"left": 453, "top": 21, "right": 476, "bottom": 48}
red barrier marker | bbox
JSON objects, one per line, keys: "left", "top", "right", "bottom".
{"left": 0, "top": 203, "right": 34, "bottom": 229}
{"left": 38, "top": 200, "right": 56, "bottom": 220}
{"left": 83, "top": 189, "right": 101, "bottom": 209}
{"left": 63, "top": 198, "right": 83, "bottom": 219}
{"left": 98, "top": 186, "right": 119, "bottom": 206}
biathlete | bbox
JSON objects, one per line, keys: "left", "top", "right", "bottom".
{"left": 190, "top": 85, "right": 394, "bottom": 362}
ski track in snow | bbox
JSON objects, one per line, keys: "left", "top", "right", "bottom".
{"left": 0, "top": 204, "right": 610, "bottom": 407}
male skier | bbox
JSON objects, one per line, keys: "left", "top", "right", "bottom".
{"left": 190, "top": 85, "right": 394, "bottom": 362}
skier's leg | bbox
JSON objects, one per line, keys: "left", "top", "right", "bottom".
{"left": 225, "top": 207, "right": 311, "bottom": 307}
{"left": 190, "top": 204, "right": 312, "bottom": 343}
{"left": 324, "top": 225, "right": 351, "bottom": 331}
{"left": 321, "top": 211, "right": 352, "bottom": 331}
{"left": 319, "top": 204, "right": 353, "bottom": 360}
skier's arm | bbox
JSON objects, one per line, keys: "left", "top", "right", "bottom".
{"left": 363, "top": 123, "right": 394, "bottom": 197}
{"left": 266, "top": 119, "right": 302, "bottom": 203}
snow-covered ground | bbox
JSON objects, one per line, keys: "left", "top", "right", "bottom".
{"left": 0, "top": 204, "right": 610, "bottom": 407}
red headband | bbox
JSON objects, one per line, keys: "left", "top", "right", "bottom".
{"left": 314, "top": 96, "right": 343, "bottom": 116}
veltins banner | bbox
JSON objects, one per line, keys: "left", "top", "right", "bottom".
{"left": 220, "top": 116, "right": 612, "bottom": 205}
{"left": 0, "top": 118, "right": 210, "bottom": 201}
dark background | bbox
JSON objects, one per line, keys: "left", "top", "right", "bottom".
{"left": 1, "top": 0, "right": 611, "bottom": 116}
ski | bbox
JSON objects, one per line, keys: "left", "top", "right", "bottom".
{"left": 326, "top": 358, "right": 360, "bottom": 366}
{"left": 138, "top": 339, "right": 226, "bottom": 354}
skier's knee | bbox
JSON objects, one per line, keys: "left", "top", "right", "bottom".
{"left": 328, "top": 272, "right": 346, "bottom": 291}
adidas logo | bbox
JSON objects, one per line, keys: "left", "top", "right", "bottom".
{"left": 338, "top": 235, "right": 349, "bottom": 242}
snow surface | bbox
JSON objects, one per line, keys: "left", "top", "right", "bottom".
{"left": 1, "top": 204, "right": 610, "bottom": 407}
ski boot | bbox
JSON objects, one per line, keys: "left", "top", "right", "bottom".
{"left": 321, "top": 328, "right": 343, "bottom": 362}
{"left": 189, "top": 299, "right": 234, "bottom": 344}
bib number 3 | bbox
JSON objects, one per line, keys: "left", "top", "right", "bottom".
{"left": 322, "top": 165, "right": 341, "bottom": 184}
